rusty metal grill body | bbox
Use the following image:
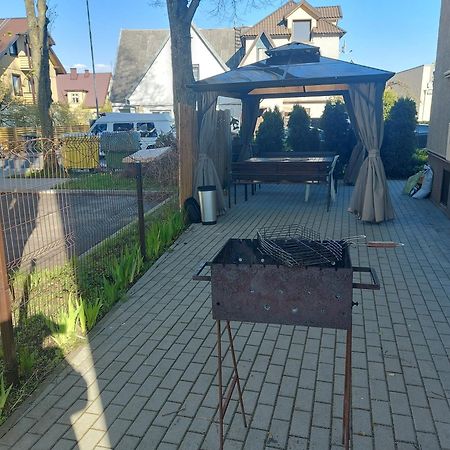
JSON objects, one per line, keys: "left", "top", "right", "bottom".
{"left": 194, "top": 237, "right": 380, "bottom": 450}
{"left": 211, "top": 239, "right": 353, "bottom": 329}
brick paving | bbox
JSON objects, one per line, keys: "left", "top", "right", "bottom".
{"left": 1, "top": 181, "right": 449, "bottom": 450}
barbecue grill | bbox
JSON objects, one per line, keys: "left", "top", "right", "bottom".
{"left": 193, "top": 228, "right": 398, "bottom": 450}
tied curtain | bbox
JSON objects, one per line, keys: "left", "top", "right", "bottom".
{"left": 238, "top": 96, "right": 260, "bottom": 161}
{"left": 194, "top": 91, "right": 227, "bottom": 213}
{"left": 347, "top": 82, "right": 394, "bottom": 223}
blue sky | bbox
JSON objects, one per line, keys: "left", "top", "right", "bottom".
{"left": 3, "top": 0, "right": 441, "bottom": 74}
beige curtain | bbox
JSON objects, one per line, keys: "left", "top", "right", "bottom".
{"left": 344, "top": 141, "right": 365, "bottom": 185}
{"left": 343, "top": 92, "right": 365, "bottom": 185}
{"left": 347, "top": 82, "right": 394, "bottom": 223}
{"left": 194, "top": 92, "right": 227, "bottom": 213}
{"left": 238, "top": 96, "right": 260, "bottom": 161}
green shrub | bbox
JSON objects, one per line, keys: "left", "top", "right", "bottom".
{"left": 0, "top": 373, "right": 12, "bottom": 416}
{"left": 287, "top": 105, "right": 311, "bottom": 152}
{"left": 320, "top": 100, "right": 355, "bottom": 175}
{"left": 381, "top": 97, "right": 417, "bottom": 178}
{"left": 18, "top": 347, "right": 37, "bottom": 378}
{"left": 255, "top": 107, "right": 285, "bottom": 154}
{"left": 383, "top": 87, "right": 398, "bottom": 120}
{"left": 413, "top": 148, "right": 428, "bottom": 172}
{"left": 320, "top": 100, "right": 354, "bottom": 157}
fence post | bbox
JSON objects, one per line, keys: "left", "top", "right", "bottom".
{"left": 136, "top": 162, "right": 147, "bottom": 261}
{"left": 0, "top": 223, "right": 19, "bottom": 386}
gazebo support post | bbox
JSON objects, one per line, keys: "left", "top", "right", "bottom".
{"left": 177, "top": 102, "right": 197, "bottom": 208}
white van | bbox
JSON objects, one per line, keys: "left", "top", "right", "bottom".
{"left": 89, "top": 113, "right": 173, "bottom": 149}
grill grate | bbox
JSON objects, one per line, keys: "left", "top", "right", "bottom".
{"left": 257, "top": 225, "right": 366, "bottom": 267}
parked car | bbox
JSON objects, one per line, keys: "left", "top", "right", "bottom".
{"left": 89, "top": 112, "right": 174, "bottom": 150}
{"left": 415, "top": 124, "right": 429, "bottom": 149}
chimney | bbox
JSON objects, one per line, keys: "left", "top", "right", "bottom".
{"left": 70, "top": 68, "right": 78, "bottom": 80}
{"left": 84, "top": 69, "right": 90, "bottom": 77}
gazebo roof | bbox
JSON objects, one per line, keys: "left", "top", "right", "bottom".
{"left": 190, "top": 43, "right": 394, "bottom": 99}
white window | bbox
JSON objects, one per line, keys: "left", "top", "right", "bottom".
{"left": 113, "top": 122, "right": 133, "bottom": 132}
{"left": 12, "top": 74, "right": 22, "bottom": 95}
{"left": 70, "top": 93, "right": 80, "bottom": 104}
{"left": 292, "top": 20, "right": 311, "bottom": 42}
{"left": 137, "top": 122, "right": 157, "bottom": 137}
{"left": 192, "top": 64, "right": 200, "bottom": 81}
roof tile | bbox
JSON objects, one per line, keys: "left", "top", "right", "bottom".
{"left": 241, "top": 1, "right": 343, "bottom": 38}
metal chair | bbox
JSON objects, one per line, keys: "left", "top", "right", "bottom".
{"left": 304, "top": 155, "right": 339, "bottom": 205}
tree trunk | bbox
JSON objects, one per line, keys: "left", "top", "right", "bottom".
{"left": 24, "top": 0, "right": 54, "bottom": 139}
{"left": 166, "top": 0, "right": 199, "bottom": 129}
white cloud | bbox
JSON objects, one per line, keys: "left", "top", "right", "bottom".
{"left": 95, "top": 63, "right": 112, "bottom": 72}
{"left": 72, "top": 63, "right": 88, "bottom": 69}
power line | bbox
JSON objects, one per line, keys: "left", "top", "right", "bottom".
{"left": 85, "top": 0, "right": 99, "bottom": 118}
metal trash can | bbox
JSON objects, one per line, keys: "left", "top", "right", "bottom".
{"left": 198, "top": 185, "right": 217, "bottom": 225}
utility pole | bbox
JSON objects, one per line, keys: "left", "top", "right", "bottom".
{"left": 85, "top": 0, "right": 99, "bottom": 118}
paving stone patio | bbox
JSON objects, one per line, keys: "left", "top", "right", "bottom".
{"left": 1, "top": 181, "right": 449, "bottom": 450}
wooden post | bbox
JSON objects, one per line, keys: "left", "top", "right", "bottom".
{"left": 0, "top": 222, "right": 19, "bottom": 386}
{"left": 178, "top": 103, "right": 197, "bottom": 208}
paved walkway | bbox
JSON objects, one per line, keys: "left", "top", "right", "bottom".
{"left": 1, "top": 181, "right": 449, "bottom": 450}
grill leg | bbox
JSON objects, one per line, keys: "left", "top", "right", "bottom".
{"left": 343, "top": 328, "right": 352, "bottom": 450}
{"left": 245, "top": 184, "right": 248, "bottom": 201}
{"left": 217, "top": 320, "right": 224, "bottom": 450}
{"left": 226, "top": 321, "right": 247, "bottom": 427}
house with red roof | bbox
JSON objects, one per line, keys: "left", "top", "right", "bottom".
{"left": 0, "top": 17, "right": 65, "bottom": 104}
{"left": 111, "top": 1, "right": 344, "bottom": 120}
{"left": 239, "top": 0, "right": 345, "bottom": 118}
{"left": 56, "top": 68, "right": 112, "bottom": 116}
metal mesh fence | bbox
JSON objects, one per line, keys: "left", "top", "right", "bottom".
{"left": 0, "top": 132, "right": 178, "bottom": 325}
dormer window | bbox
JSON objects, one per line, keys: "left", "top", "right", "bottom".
{"left": 292, "top": 20, "right": 311, "bottom": 42}
{"left": 9, "top": 41, "right": 18, "bottom": 56}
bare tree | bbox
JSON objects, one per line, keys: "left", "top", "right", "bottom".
{"left": 24, "top": 0, "right": 54, "bottom": 138}
{"left": 165, "top": 0, "right": 200, "bottom": 125}
{"left": 165, "top": 0, "right": 267, "bottom": 128}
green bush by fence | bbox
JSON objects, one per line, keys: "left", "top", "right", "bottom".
{"left": 0, "top": 200, "right": 186, "bottom": 423}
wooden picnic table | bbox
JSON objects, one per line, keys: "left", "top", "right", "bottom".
{"left": 231, "top": 154, "right": 336, "bottom": 211}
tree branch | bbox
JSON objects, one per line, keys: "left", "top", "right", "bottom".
{"left": 24, "top": 0, "right": 37, "bottom": 28}
{"left": 186, "top": 0, "right": 201, "bottom": 23}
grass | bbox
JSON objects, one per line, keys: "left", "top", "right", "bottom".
{"left": 57, "top": 172, "right": 139, "bottom": 190}
{"left": 56, "top": 171, "right": 169, "bottom": 191}
{"left": 0, "top": 199, "right": 186, "bottom": 423}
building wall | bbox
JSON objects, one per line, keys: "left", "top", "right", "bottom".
{"left": 428, "top": 0, "right": 450, "bottom": 159}
{"left": 311, "top": 35, "right": 340, "bottom": 58}
{"left": 128, "top": 27, "right": 226, "bottom": 113}
{"left": 427, "top": 0, "right": 450, "bottom": 217}
{"left": 389, "top": 65, "right": 434, "bottom": 122}
{"left": 0, "top": 35, "right": 60, "bottom": 104}
{"left": 419, "top": 65, "right": 434, "bottom": 123}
